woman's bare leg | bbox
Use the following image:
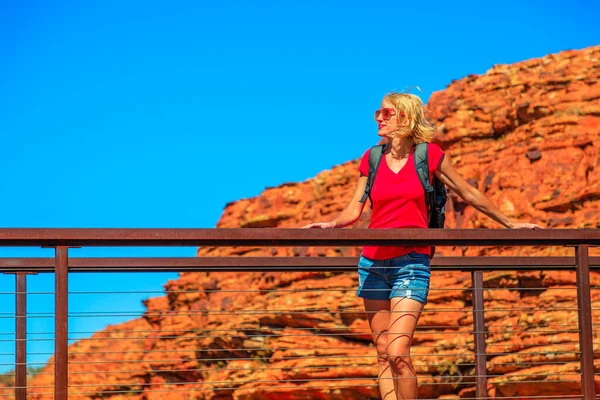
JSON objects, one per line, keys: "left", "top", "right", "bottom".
{"left": 363, "top": 298, "right": 395, "bottom": 400}
{"left": 387, "top": 297, "right": 424, "bottom": 400}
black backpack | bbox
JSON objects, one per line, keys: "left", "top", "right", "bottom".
{"left": 359, "top": 142, "right": 447, "bottom": 229}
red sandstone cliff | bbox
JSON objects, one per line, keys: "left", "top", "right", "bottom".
{"left": 29, "top": 45, "right": 600, "bottom": 399}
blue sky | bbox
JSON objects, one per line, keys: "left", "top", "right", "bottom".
{"left": 0, "top": 0, "right": 599, "bottom": 373}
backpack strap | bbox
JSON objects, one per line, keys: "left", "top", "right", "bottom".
{"left": 414, "top": 142, "right": 434, "bottom": 217}
{"left": 359, "top": 144, "right": 386, "bottom": 204}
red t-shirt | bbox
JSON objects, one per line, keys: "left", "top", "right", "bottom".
{"left": 358, "top": 143, "right": 445, "bottom": 260}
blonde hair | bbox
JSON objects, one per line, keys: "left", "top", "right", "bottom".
{"left": 383, "top": 91, "right": 437, "bottom": 144}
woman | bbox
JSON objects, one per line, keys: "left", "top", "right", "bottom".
{"left": 302, "top": 92, "right": 541, "bottom": 400}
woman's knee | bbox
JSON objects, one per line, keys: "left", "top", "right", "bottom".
{"left": 387, "top": 344, "right": 412, "bottom": 372}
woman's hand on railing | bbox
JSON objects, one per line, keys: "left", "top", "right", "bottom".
{"left": 301, "top": 222, "right": 337, "bottom": 229}
{"left": 508, "top": 222, "right": 544, "bottom": 229}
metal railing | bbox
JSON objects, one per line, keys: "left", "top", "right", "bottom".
{"left": 0, "top": 228, "right": 599, "bottom": 400}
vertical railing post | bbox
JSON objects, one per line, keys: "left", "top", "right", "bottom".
{"left": 55, "top": 246, "right": 69, "bottom": 400}
{"left": 472, "top": 270, "right": 488, "bottom": 398}
{"left": 15, "top": 273, "right": 27, "bottom": 400}
{"left": 576, "top": 245, "right": 595, "bottom": 399}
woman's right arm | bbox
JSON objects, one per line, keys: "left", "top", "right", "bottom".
{"left": 302, "top": 174, "right": 369, "bottom": 229}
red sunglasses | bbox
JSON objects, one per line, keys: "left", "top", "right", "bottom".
{"left": 374, "top": 108, "right": 405, "bottom": 121}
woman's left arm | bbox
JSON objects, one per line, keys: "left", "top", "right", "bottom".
{"left": 435, "top": 155, "right": 542, "bottom": 229}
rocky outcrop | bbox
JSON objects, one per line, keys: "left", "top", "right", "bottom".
{"left": 30, "top": 45, "right": 600, "bottom": 399}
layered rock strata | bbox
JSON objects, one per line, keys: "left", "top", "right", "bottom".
{"left": 29, "top": 45, "right": 600, "bottom": 399}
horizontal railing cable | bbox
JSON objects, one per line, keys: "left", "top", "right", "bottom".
{"left": 0, "top": 329, "right": 584, "bottom": 343}
{"left": 52, "top": 341, "right": 588, "bottom": 355}
{"left": 16, "top": 379, "right": 585, "bottom": 397}
{"left": 0, "top": 306, "right": 580, "bottom": 318}
{"left": 22, "top": 359, "right": 582, "bottom": 376}
{"left": 0, "top": 321, "right": 583, "bottom": 336}
{"left": 0, "top": 318, "right": 584, "bottom": 340}
{"left": 9, "top": 343, "right": 582, "bottom": 359}
{"left": 0, "top": 347, "right": 584, "bottom": 367}
{"left": 0, "top": 285, "right": 579, "bottom": 295}
{"left": 3, "top": 394, "right": 584, "bottom": 400}
{"left": 16, "top": 373, "right": 585, "bottom": 391}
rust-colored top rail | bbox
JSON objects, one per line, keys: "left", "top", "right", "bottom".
{"left": 0, "top": 228, "right": 599, "bottom": 246}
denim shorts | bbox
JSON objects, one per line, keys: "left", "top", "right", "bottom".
{"left": 356, "top": 252, "right": 431, "bottom": 304}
